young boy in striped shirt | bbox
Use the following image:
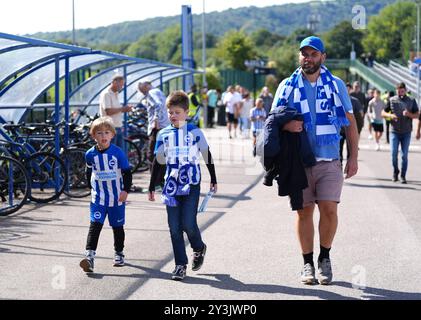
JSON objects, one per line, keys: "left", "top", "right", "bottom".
{"left": 80, "top": 117, "right": 132, "bottom": 273}
{"left": 250, "top": 98, "right": 267, "bottom": 157}
{"left": 148, "top": 90, "right": 217, "bottom": 281}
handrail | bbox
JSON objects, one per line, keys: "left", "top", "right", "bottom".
{"left": 373, "top": 62, "right": 417, "bottom": 95}
{"left": 349, "top": 59, "right": 395, "bottom": 93}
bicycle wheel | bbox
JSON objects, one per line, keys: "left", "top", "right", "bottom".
{"left": 124, "top": 138, "right": 142, "bottom": 173}
{"left": 128, "top": 134, "right": 149, "bottom": 172}
{"left": 61, "top": 148, "right": 91, "bottom": 198}
{"left": 25, "top": 151, "right": 67, "bottom": 203}
{"left": 0, "top": 156, "right": 30, "bottom": 216}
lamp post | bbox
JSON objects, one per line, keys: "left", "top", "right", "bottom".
{"left": 72, "top": 0, "right": 76, "bottom": 45}
{"left": 202, "top": 0, "right": 208, "bottom": 128}
{"left": 417, "top": 2, "right": 420, "bottom": 107}
{"left": 202, "top": 0, "right": 206, "bottom": 87}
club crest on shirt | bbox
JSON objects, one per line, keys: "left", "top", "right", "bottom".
{"left": 94, "top": 211, "right": 101, "bottom": 219}
{"left": 184, "top": 134, "right": 193, "bottom": 144}
{"left": 108, "top": 159, "right": 117, "bottom": 168}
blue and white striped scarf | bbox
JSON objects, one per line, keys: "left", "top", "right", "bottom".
{"left": 161, "top": 164, "right": 191, "bottom": 207}
{"left": 276, "top": 65, "right": 349, "bottom": 145}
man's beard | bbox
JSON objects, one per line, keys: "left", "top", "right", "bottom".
{"left": 301, "top": 60, "right": 322, "bottom": 75}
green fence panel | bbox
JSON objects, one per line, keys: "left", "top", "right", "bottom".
{"left": 220, "top": 69, "right": 266, "bottom": 93}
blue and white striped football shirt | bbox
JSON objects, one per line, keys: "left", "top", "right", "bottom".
{"left": 250, "top": 107, "right": 267, "bottom": 132}
{"left": 154, "top": 123, "right": 209, "bottom": 185}
{"left": 85, "top": 144, "right": 130, "bottom": 207}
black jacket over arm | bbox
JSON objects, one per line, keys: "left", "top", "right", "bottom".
{"left": 262, "top": 106, "right": 316, "bottom": 210}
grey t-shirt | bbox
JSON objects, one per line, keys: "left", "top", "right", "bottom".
{"left": 368, "top": 98, "right": 386, "bottom": 123}
{"left": 385, "top": 95, "right": 419, "bottom": 134}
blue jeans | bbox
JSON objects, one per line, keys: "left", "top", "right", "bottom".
{"left": 166, "top": 184, "right": 204, "bottom": 265}
{"left": 390, "top": 132, "right": 411, "bottom": 178}
{"left": 239, "top": 117, "right": 250, "bottom": 132}
{"left": 113, "top": 127, "right": 124, "bottom": 149}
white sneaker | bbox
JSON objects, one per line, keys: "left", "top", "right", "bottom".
{"left": 113, "top": 252, "right": 125, "bottom": 267}
{"left": 80, "top": 250, "right": 95, "bottom": 273}
{"left": 368, "top": 134, "right": 373, "bottom": 140}
{"left": 301, "top": 263, "right": 316, "bottom": 285}
{"left": 375, "top": 143, "right": 380, "bottom": 151}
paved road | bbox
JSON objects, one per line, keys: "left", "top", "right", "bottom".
{"left": 1, "top": 125, "right": 421, "bottom": 300}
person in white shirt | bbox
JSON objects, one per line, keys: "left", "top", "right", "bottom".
{"left": 98, "top": 75, "right": 133, "bottom": 149}
{"left": 239, "top": 91, "right": 253, "bottom": 138}
{"left": 223, "top": 85, "right": 242, "bottom": 139}
{"left": 138, "top": 81, "right": 171, "bottom": 171}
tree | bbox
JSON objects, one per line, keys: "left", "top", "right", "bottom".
{"left": 215, "top": 30, "right": 256, "bottom": 71}
{"left": 96, "top": 43, "right": 130, "bottom": 54}
{"left": 193, "top": 33, "right": 218, "bottom": 50}
{"left": 126, "top": 34, "right": 158, "bottom": 60}
{"left": 284, "top": 28, "right": 314, "bottom": 46}
{"left": 194, "top": 67, "right": 222, "bottom": 90}
{"left": 324, "top": 21, "right": 364, "bottom": 59}
{"left": 155, "top": 25, "right": 182, "bottom": 64}
{"left": 251, "top": 29, "right": 284, "bottom": 48}
{"left": 362, "top": 2, "right": 416, "bottom": 62}
{"left": 270, "top": 43, "right": 299, "bottom": 80}
{"left": 124, "top": 25, "right": 183, "bottom": 64}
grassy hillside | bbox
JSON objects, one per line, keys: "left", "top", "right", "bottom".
{"left": 30, "top": 0, "right": 395, "bottom": 45}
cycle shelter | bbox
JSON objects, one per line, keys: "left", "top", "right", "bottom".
{"left": 0, "top": 32, "right": 199, "bottom": 215}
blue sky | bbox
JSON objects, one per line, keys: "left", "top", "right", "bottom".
{"left": 1, "top": 0, "right": 311, "bottom": 35}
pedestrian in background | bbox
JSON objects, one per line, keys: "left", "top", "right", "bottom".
{"left": 382, "top": 82, "right": 419, "bottom": 184}
{"left": 259, "top": 86, "right": 274, "bottom": 115}
{"left": 250, "top": 98, "right": 266, "bottom": 156}
{"left": 138, "top": 81, "right": 170, "bottom": 174}
{"left": 368, "top": 89, "right": 386, "bottom": 151}
{"left": 98, "top": 74, "right": 133, "bottom": 149}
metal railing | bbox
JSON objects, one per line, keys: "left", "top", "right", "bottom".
{"left": 349, "top": 59, "right": 395, "bottom": 93}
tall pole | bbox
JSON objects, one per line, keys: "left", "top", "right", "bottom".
{"left": 72, "top": 0, "right": 76, "bottom": 45}
{"left": 202, "top": 0, "right": 208, "bottom": 128}
{"left": 202, "top": 0, "right": 206, "bottom": 87}
{"left": 417, "top": 3, "right": 420, "bottom": 106}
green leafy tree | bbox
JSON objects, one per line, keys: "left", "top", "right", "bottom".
{"left": 251, "top": 29, "right": 284, "bottom": 48}
{"left": 324, "top": 21, "right": 364, "bottom": 59}
{"left": 363, "top": 2, "right": 416, "bottom": 62}
{"left": 156, "top": 25, "right": 182, "bottom": 64}
{"left": 97, "top": 43, "right": 130, "bottom": 54}
{"left": 270, "top": 43, "right": 299, "bottom": 80}
{"left": 215, "top": 30, "right": 256, "bottom": 70}
{"left": 194, "top": 33, "right": 218, "bottom": 50}
{"left": 126, "top": 34, "right": 158, "bottom": 60}
{"left": 194, "top": 67, "right": 222, "bottom": 89}
{"left": 284, "top": 28, "right": 314, "bottom": 45}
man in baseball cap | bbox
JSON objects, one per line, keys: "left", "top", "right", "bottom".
{"left": 270, "top": 34, "right": 359, "bottom": 286}
{"left": 299, "top": 36, "right": 325, "bottom": 53}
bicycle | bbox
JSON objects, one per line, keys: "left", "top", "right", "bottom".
{"left": 0, "top": 155, "right": 30, "bottom": 216}
{"left": 0, "top": 128, "right": 67, "bottom": 204}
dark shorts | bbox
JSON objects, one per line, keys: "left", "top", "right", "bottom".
{"left": 372, "top": 122, "right": 384, "bottom": 132}
{"left": 226, "top": 113, "right": 238, "bottom": 124}
{"left": 303, "top": 160, "right": 344, "bottom": 207}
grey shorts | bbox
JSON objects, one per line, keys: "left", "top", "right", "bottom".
{"left": 303, "top": 160, "right": 344, "bottom": 207}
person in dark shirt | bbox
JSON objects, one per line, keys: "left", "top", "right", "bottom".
{"left": 340, "top": 83, "right": 364, "bottom": 162}
{"left": 382, "top": 82, "right": 419, "bottom": 183}
{"left": 350, "top": 81, "right": 371, "bottom": 138}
